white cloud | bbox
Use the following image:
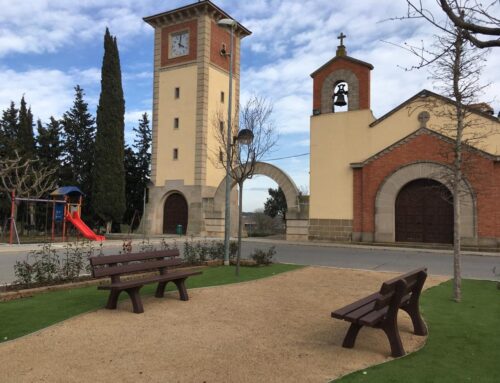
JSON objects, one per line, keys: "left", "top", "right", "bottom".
{"left": 125, "top": 110, "right": 148, "bottom": 124}
{"left": 0, "top": 0, "right": 178, "bottom": 57}
{"left": 0, "top": 67, "right": 75, "bottom": 121}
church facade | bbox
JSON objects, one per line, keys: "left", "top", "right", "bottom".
{"left": 143, "top": 0, "right": 500, "bottom": 248}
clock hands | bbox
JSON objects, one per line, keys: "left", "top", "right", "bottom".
{"left": 178, "top": 35, "right": 185, "bottom": 48}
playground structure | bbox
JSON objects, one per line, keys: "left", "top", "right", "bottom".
{"left": 6, "top": 186, "right": 105, "bottom": 244}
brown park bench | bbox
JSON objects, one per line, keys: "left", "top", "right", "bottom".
{"left": 331, "top": 267, "right": 428, "bottom": 357}
{"left": 89, "top": 249, "right": 202, "bottom": 314}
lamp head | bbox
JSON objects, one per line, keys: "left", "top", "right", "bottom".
{"left": 236, "top": 129, "right": 254, "bottom": 145}
{"left": 217, "top": 18, "right": 237, "bottom": 27}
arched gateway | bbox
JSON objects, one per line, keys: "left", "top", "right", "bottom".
{"left": 209, "top": 162, "right": 309, "bottom": 240}
{"left": 374, "top": 162, "right": 476, "bottom": 243}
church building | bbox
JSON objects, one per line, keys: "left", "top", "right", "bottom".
{"left": 309, "top": 37, "right": 500, "bottom": 247}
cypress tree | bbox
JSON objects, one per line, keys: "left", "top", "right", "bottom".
{"left": 17, "top": 96, "right": 35, "bottom": 158}
{"left": 0, "top": 101, "right": 19, "bottom": 158}
{"left": 60, "top": 85, "right": 96, "bottom": 216}
{"left": 133, "top": 112, "right": 151, "bottom": 203}
{"left": 123, "top": 113, "right": 151, "bottom": 228}
{"left": 123, "top": 146, "right": 141, "bottom": 228}
{"left": 92, "top": 28, "right": 126, "bottom": 231}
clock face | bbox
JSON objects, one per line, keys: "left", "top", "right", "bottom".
{"left": 170, "top": 31, "right": 189, "bottom": 58}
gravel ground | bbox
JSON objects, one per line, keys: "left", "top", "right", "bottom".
{"left": 0, "top": 266, "right": 448, "bottom": 383}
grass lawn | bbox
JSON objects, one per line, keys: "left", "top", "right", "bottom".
{"left": 0, "top": 264, "right": 302, "bottom": 343}
{"left": 335, "top": 279, "right": 500, "bottom": 383}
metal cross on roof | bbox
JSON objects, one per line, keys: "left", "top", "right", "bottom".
{"left": 338, "top": 32, "right": 346, "bottom": 46}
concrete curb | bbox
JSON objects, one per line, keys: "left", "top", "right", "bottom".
{"left": 241, "top": 237, "right": 500, "bottom": 257}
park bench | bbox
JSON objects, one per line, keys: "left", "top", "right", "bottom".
{"left": 331, "top": 267, "right": 428, "bottom": 357}
{"left": 89, "top": 249, "right": 202, "bottom": 314}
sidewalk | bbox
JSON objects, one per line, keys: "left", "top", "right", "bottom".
{"left": 1, "top": 235, "right": 498, "bottom": 257}
{"left": 242, "top": 237, "right": 500, "bottom": 257}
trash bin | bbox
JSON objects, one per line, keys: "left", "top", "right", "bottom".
{"left": 176, "top": 224, "right": 183, "bottom": 236}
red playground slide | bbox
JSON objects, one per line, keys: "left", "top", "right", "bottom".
{"left": 66, "top": 211, "right": 105, "bottom": 241}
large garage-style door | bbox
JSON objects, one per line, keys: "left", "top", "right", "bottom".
{"left": 395, "top": 179, "right": 453, "bottom": 244}
{"left": 163, "top": 193, "right": 188, "bottom": 234}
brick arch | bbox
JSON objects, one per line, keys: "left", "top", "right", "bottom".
{"left": 321, "top": 69, "right": 359, "bottom": 113}
{"left": 374, "top": 162, "right": 476, "bottom": 242}
{"left": 214, "top": 162, "right": 301, "bottom": 215}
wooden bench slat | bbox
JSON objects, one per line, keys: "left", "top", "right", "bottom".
{"left": 379, "top": 267, "right": 427, "bottom": 288}
{"left": 90, "top": 250, "right": 179, "bottom": 266}
{"left": 93, "top": 258, "right": 182, "bottom": 278}
{"left": 359, "top": 307, "right": 389, "bottom": 326}
{"left": 331, "top": 292, "right": 380, "bottom": 319}
{"left": 343, "top": 301, "right": 378, "bottom": 323}
{"left": 98, "top": 270, "right": 202, "bottom": 290}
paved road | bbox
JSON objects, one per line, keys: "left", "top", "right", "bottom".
{"left": 0, "top": 238, "right": 499, "bottom": 284}
{"left": 241, "top": 240, "right": 500, "bottom": 280}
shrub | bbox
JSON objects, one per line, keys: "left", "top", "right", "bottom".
{"left": 182, "top": 238, "right": 237, "bottom": 265}
{"left": 13, "top": 240, "right": 101, "bottom": 287}
{"left": 250, "top": 246, "right": 276, "bottom": 265}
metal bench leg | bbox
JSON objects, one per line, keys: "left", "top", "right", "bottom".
{"left": 382, "top": 324, "right": 405, "bottom": 357}
{"left": 402, "top": 304, "right": 428, "bottom": 336}
{"left": 125, "top": 287, "right": 144, "bottom": 314}
{"left": 155, "top": 282, "right": 168, "bottom": 298}
{"left": 342, "top": 323, "right": 362, "bottom": 348}
{"left": 106, "top": 289, "right": 121, "bottom": 310}
{"left": 174, "top": 278, "right": 189, "bottom": 301}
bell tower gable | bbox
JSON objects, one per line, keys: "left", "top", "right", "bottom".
{"left": 311, "top": 36, "right": 373, "bottom": 114}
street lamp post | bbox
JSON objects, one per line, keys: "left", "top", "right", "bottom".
{"left": 218, "top": 18, "right": 237, "bottom": 266}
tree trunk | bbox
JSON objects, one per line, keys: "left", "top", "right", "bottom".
{"left": 236, "top": 181, "right": 244, "bottom": 277}
{"left": 453, "top": 178, "right": 462, "bottom": 302}
{"left": 106, "top": 221, "right": 112, "bottom": 234}
{"left": 452, "top": 30, "right": 464, "bottom": 303}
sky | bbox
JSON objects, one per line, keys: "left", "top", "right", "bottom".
{"left": 0, "top": 0, "right": 499, "bottom": 212}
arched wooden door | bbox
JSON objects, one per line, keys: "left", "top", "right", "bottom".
{"left": 163, "top": 193, "right": 188, "bottom": 234}
{"left": 395, "top": 179, "right": 453, "bottom": 244}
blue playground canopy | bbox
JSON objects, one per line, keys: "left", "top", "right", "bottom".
{"left": 50, "top": 186, "right": 84, "bottom": 197}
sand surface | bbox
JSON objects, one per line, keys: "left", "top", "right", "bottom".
{"left": 0, "top": 267, "right": 447, "bottom": 383}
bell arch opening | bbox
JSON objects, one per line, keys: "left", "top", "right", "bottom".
{"left": 321, "top": 69, "right": 359, "bottom": 113}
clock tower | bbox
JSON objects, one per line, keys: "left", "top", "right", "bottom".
{"left": 143, "top": 1, "right": 251, "bottom": 235}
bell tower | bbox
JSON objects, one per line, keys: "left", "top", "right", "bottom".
{"left": 143, "top": 1, "right": 251, "bottom": 235}
{"left": 310, "top": 33, "right": 373, "bottom": 115}
{"left": 308, "top": 35, "right": 375, "bottom": 242}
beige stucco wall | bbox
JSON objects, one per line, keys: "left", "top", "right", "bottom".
{"left": 155, "top": 65, "right": 198, "bottom": 186}
{"left": 206, "top": 65, "right": 237, "bottom": 188}
{"left": 374, "top": 99, "right": 500, "bottom": 155}
{"left": 309, "top": 96, "right": 500, "bottom": 220}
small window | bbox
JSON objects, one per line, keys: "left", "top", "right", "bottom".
{"left": 220, "top": 91, "right": 225, "bottom": 103}
{"left": 174, "top": 117, "right": 179, "bottom": 129}
{"left": 175, "top": 87, "right": 180, "bottom": 99}
{"left": 173, "top": 148, "right": 178, "bottom": 160}
{"left": 219, "top": 149, "right": 224, "bottom": 162}
{"left": 219, "top": 120, "right": 224, "bottom": 134}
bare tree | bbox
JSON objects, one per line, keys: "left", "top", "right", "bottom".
{"left": 405, "top": 0, "right": 500, "bottom": 48}
{"left": 0, "top": 151, "right": 57, "bottom": 230}
{"left": 212, "top": 96, "right": 278, "bottom": 276}
{"left": 394, "top": 6, "right": 495, "bottom": 302}
{"left": 0, "top": 151, "right": 57, "bottom": 198}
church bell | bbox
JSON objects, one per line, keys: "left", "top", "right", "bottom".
{"left": 333, "top": 84, "right": 348, "bottom": 107}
